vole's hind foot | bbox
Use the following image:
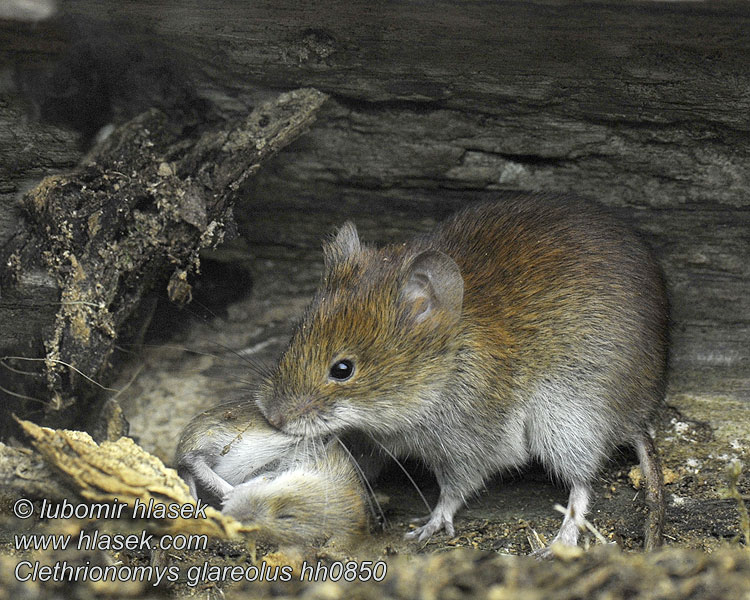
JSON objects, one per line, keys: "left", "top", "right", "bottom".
{"left": 530, "top": 541, "right": 592, "bottom": 561}
{"left": 405, "top": 519, "right": 454, "bottom": 541}
{"left": 405, "top": 489, "right": 465, "bottom": 541}
{"left": 525, "top": 481, "right": 592, "bottom": 557}
{"left": 405, "top": 514, "right": 455, "bottom": 541}
{"left": 527, "top": 524, "right": 574, "bottom": 560}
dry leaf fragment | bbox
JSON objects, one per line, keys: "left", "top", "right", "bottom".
{"left": 16, "top": 417, "right": 256, "bottom": 540}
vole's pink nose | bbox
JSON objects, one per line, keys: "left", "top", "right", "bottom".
{"left": 264, "top": 406, "right": 286, "bottom": 430}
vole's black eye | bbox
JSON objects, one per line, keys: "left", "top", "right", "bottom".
{"left": 329, "top": 359, "right": 355, "bottom": 381}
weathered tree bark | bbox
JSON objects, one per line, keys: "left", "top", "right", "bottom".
{"left": 0, "top": 85, "right": 327, "bottom": 433}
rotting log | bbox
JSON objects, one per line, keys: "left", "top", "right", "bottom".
{"left": 0, "top": 86, "right": 328, "bottom": 433}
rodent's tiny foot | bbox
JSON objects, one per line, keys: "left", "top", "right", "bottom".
{"left": 220, "top": 482, "right": 250, "bottom": 515}
{"left": 404, "top": 515, "right": 455, "bottom": 542}
{"left": 220, "top": 485, "right": 240, "bottom": 506}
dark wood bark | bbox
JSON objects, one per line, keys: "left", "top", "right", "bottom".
{"left": 0, "top": 86, "right": 327, "bottom": 432}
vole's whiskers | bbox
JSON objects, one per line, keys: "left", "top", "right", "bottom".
{"left": 168, "top": 298, "right": 274, "bottom": 380}
{"left": 364, "top": 431, "right": 433, "bottom": 514}
{"left": 115, "top": 341, "right": 267, "bottom": 385}
{"left": 334, "top": 435, "right": 387, "bottom": 528}
{"left": 0, "top": 358, "right": 48, "bottom": 404}
{"left": 0, "top": 382, "right": 45, "bottom": 404}
{"left": 0, "top": 356, "right": 120, "bottom": 392}
{"left": 318, "top": 437, "right": 331, "bottom": 529}
{"left": 289, "top": 436, "right": 305, "bottom": 466}
{"left": 204, "top": 339, "right": 272, "bottom": 380}
{"left": 0, "top": 359, "right": 44, "bottom": 377}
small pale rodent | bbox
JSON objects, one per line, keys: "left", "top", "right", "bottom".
{"left": 256, "top": 194, "right": 669, "bottom": 552}
{"left": 221, "top": 442, "right": 370, "bottom": 546}
{"left": 175, "top": 400, "right": 369, "bottom": 546}
{"left": 176, "top": 399, "right": 296, "bottom": 504}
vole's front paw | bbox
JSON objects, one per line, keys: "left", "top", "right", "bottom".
{"left": 404, "top": 513, "right": 455, "bottom": 542}
{"left": 221, "top": 482, "right": 248, "bottom": 514}
{"left": 220, "top": 489, "right": 233, "bottom": 508}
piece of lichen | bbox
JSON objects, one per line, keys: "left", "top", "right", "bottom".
{"left": 16, "top": 418, "right": 255, "bottom": 540}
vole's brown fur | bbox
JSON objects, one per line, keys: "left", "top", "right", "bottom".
{"left": 257, "top": 194, "right": 668, "bottom": 551}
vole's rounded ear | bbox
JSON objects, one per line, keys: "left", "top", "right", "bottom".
{"left": 400, "top": 250, "right": 463, "bottom": 324}
{"left": 323, "top": 222, "right": 361, "bottom": 267}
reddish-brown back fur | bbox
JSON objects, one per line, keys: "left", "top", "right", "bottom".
{"left": 257, "top": 193, "right": 669, "bottom": 548}
{"left": 259, "top": 194, "right": 667, "bottom": 446}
